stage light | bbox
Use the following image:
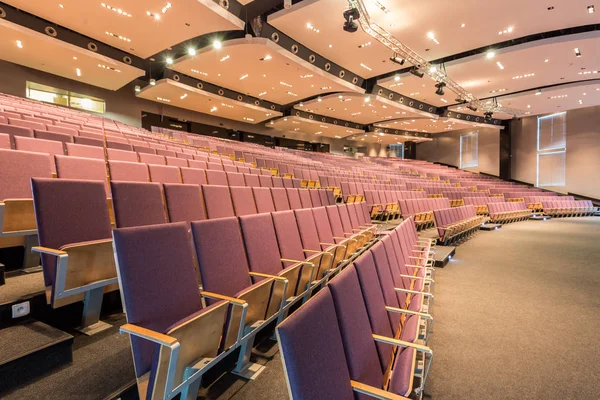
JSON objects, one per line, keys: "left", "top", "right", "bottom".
{"left": 188, "top": 48, "right": 196, "bottom": 56}
{"left": 150, "top": 79, "right": 156, "bottom": 86}
{"left": 455, "top": 97, "right": 468, "bottom": 104}
{"left": 484, "top": 111, "right": 493, "bottom": 119}
{"left": 434, "top": 82, "right": 446, "bottom": 96}
{"left": 467, "top": 104, "right": 478, "bottom": 112}
{"left": 213, "top": 40, "right": 222, "bottom": 50}
{"left": 166, "top": 57, "right": 173, "bottom": 65}
{"left": 343, "top": 8, "right": 360, "bottom": 33}
{"left": 409, "top": 67, "right": 424, "bottom": 78}
{"left": 389, "top": 53, "right": 405, "bottom": 65}
{"left": 134, "top": 85, "right": 141, "bottom": 92}
{"left": 574, "top": 48, "right": 582, "bottom": 57}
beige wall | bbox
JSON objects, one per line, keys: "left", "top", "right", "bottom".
{"left": 416, "top": 127, "right": 501, "bottom": 176}
{"left": 511, "top": 105, "right": 600, "bottom": 199}
{"left": 0, "top": 60, "right": 357, "bottom": 154}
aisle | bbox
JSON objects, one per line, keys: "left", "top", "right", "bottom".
{"left": 424, "top": 217, "right": 600, "bottom": 400}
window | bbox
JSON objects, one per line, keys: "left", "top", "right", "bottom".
{"left": 389, "top": 144, "right": 404, "bottom": 158}
{"left": 460, "top": 131, "right": 478, "bottom": 168}
{"left": 26, "top": 81, "right": 105, "bottom": 114}
{"left": 536, "top": 112, "right": 566, "bottom": 187}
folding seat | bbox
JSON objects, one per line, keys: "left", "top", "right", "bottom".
{"left": 156, "top": 149, "right": 176, "bottom": 157}
{"left": 64, "top": 142, "right": 104, "bottom": 160}
{"left": 311, "top": 207, "right": 354, "bottom": 263}
{"left": 14, "top": 136, "right": 64, "bottom": 174}
{"left": 31, "top": 179, "right": 118, "bottom": 335}
{"left": 203, "top": 169, "right": 227, "bottom": 186}
{"left": 111, "top": 181, "right": 167, "bottom": 228}
{"left": 163, "top": 183, "right": 206, "bottom": 223}
{"left": 0, "top": 123, "right": 33, "bottom": 146}
{"left": 338, "top": 204, "right": 372, "bottom": 242}
{"left": 226, "top": 171, "right": 245, "bottom": 187}
{"left": 282, "top": 177, "right": 294, "bottom": 188}
{"left": 317, "top": 189, "right": 331, "bottom": 206}
{"left": 74, "top": 136, "right": 104, "bottom": 147}
{"left": 325, "top": 205, "right": 366, "bottom": 248}
{"left": 34, "top": 129, "right": 73, "bottom": 145}
{"left": 347, "top": 203, "right": 376, "bottom": 239}
{"left": 193, "top": 153, "right": 209, "bottom": 162}
{"left": 165, "top": 156, "right": 188, "bottom": 167}
{"left": 78, "top": 130, "right": 104, "bottom": 141}
{"left": 148, "top": 164, "right": 181, "bottom": 184}
{"left": 188, "top": 159, "right": 208, "bottom": 170}
{"left": 285, "top": 188, "right": 302, "bottom": 210}
{"left": 271, "top": 187, "right": 291, "bottom": 211}
{"left": 202, "top": 185, "right": 235, "bottom": 219}
{"left": 191, "top": 217, "right": 286, "bottom": 373}
{"left": 177, "top": 167, "right": 205, "bottom": 186}
{"left": 243, "top": 173, "right": 260, "bottom": 187}
{"left": 259, "top": 175, "right": 273, "bottom": 188}
{"left": 176, "top": 152, "right": 194, "bottom": 160}
{"left": 133, "top": 145, "right": 155, "bottom": 155}
{"left": 9, "top": 117, "right": 46, "bottom": 131}
{"left": 106, "top": 148, "right": 137, "bottom": 162}
{"left": 138, "top": 153, "right": 165, "bottom": 165}
{"left": 297, "top": 188, "right": 313, "bottom": 209}
{"left": 0, "top": 132, "right": 10, "bottom": 149}
{"left": 271, "top": 176, "right": 284, "bottom": 188}
{"left": 292, "top": 178, "right": 302, "bottom": 189}
{"left": 207, "top": 162, "right": 223, "bottom": 171}
{"left": 230, "top": 186, "right": 258, "bottom": 216}
{"left": 237, "top": 166, "right": 250, "bottom": 174}
{"left": 108, "top": 160, "right": 149, "bottom": 182}
{"left": 113, "top": 222, "right": 235, "bottom": 400}
{"left": 55, "top": 155, "right": 110, "bottom": 197}
{"left": 106, "top": 141, "right": 133, "bottom": 152}
{"left": 277, "top": 287, "right": 413, "bottom": 400}
{"left": 252, "top": 187, "right": 276, "bottom": 213}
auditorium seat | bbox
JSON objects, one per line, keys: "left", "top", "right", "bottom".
{"left": 163, "top": 183, "right": 206, "bottom": 223}
{"left": 111, "top": 181, "right": 167, "bottom": 227}
{"left": 206, "top": 169, "right": 228, "bottom": 186}
{"left": 326, "top": 205, "right": 366, "bottom": 248}
{"left": 298, "top": 189, "right": 313, "bottom": 209}
{"left": 74, "top": 136, "right": 104, "bottom": 147}
{"left": 14, "top": 136, "right": 64, "bottom": 173}
{"left": 277, "top": 287, "right": 411, "bottom": 400}
{"left": 285, "top": 188, "right": 302, "bottom": 210}
{"left": 113, "top": 222, "right": 232, "bottom": 400}
{"left": 230, "top": 186, "right": 258, "bottom": 216}
{"left": 165, "top": 156, "right": 188, "bottom": 167}
{"left": 107, "top": 148, "right": 138, "bottom": 162}
{"left": 9, "top": 117, "right": 46, "bottom": 131}
{"left": 106, "top": 141, "right": 133, "bottom": 152}
{"left": 252, "top": 187, "right": 276, "bottom": 213}
{"left": 31, "top": 179, "right": 118, "bottom": 335}
{"left": 55, "top": 155, "right": 110, "bottom": 197}
{"left": 226, "top": 172, "right": 245, "bottom": 187}
{"left": 180, "top": 167, "right": 207, "bottom": 185}
{"left": 65, "top": 143, "right": 105, "bottom": 160}
{"left": 188, "top": 159, "right": 208, "bottom": 170}
{"left": 139, "top": 153, "right": 165, "bottom": 165}
{"left": 271, "top": 187, "right": 291, "bottom": 211}
{"left": 0, "top": 132, "right": 10, "bottom": 149}
{"left": 148, "top": 164, "right": 182, "bottom": 184}
{"left": 259, "top": 175, "right": 273, "bottom": 188}
{"left": 34, "top": 129, "right": 74, "bottom": 145}
{"left": 312, "top": 206, "right": 355, "bottom": 260}
{"left": 202, "top": 184, "right": 235, "bottom": 219}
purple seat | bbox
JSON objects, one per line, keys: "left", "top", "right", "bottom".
{"left": 9, "top": 117, "right": 46, "bottom": 131}
{"left": 165, "top": 156, "right": 188, "bottom": 167}
{"left": 133, "top": 145, "right": 155, "bottom": 155}
{"left": 272, "top": 177, "right": 284, "bottom": 188}
{"left": 226, "top": 172, "right": 245, "bottom": 187}
{"left": 156, "top": 149, "right": 177, "bottom": 157}
{"left": 298, "top": 189, "right": 313, "bottom": 209}
{"left": 148, "top": 164, "right": 181, "bottom": 184}
{"left": 113, "top": 222, "right": 229, "bottom": 400}
{"left": 271, "top": 188, "right": 291, "bottom": 211}
{"left": 14, "top": 136, "right": 64, "bottom": 173}
{"left": 286, "top": 188, "right": 302, "bottom": 210}
{"left": 65, "top": 143, "right": 105, "bottom": 160}
{"left": 230, "top": 186, "right": 257, "bottom": 216}
{"left": 74, "top": 136, "right": 104, "bottom": 148}
{"left": 277, "top": 288, "right": 359, "bottom": 400}
{"left": 139, "top": 153, "right": 165, "bottom": 165}
{"left": 259, "top": 175, "right": 273, "bottom": 188}
{"left": 106, "top": 148, "right": 138, "bottom": 162}
{"left": 163, "top": 183, "right": 206, "bottom": 223}
{"left": 111, "top": 182, "right": 167, "bottom": 228}
{"left": 108, "top": 160, "right": 149, "bottom": 182}
{"left": 0, "top": 123, "right": 34, "bottom": 146}
{"left": 282, "top": 178, "right": 294, "bottom": 189}
{"left": 106, "top": 141, "right": 133, "bottom": 152}
{"left": 55, "top": 155, "right": 110, "bottom": 197}
{"left": 206, "top": 169, "right": 228, "bottom": 186}
{"left": 188, "top": 160, "right": 208, "bottom": 170}
{"left": 0, "top": 133, "right": 10, "bottom": 149}
{"left": 34, "top": 130, "right": 73, "bottom": 145}
{"left": 180, "top": 167, "right": 207, "bottom": 185}
{"left": 202, "top": 185, "right": 235, "bottom": 219}
{"left": 207, "top": 162, "right": 223, "bottom": 171}
{"left": 252, "top": 187, "right": 276, "bottom": 213}
{"left": 309, "top": 190, "right": 323, "bottom": 207}
{"left": 243, "top": 173, "right": 260, "bottom": 187}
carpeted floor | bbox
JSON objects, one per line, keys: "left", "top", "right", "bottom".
{"left": 215, "top": 217, "right": 600, "bottom": 400}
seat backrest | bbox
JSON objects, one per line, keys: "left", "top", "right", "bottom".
{"left": 163, "top": 183, "right": 206, "bottom": 223}
{"left": 180, "top": 167, "right": 207, "bottom": 185}
{"left": 108, "top": 160, "right": 149, "bottom": 182}
{"left": 31, "top": 179, "right": 112, "bottom": 286}
{"left": 325, "top": 205, "right": 345, "bottom": 238}
{"left": 272, "top": 210, "right": 307, "bottom": 265}
{"left": 165, "top": 156, "right": 188, "bottom": 167}
{"left": 106, "top": 148, "right": 138, "bottom": 162}
{"left": 201, "top": 184, "right": 235, "bottom": 219}
{"left": 259, "top": 175, "right": 273, "bottom": 188}
{"left": 111, "top": 182, "right": 167, "bottom": 228}
{"left": 14, "top": 136, "right": 64, "bottom": 173}
{"left": 55, "top": 155, "right": 110, "bottom": 197}
{"left": 65, "top": 143, "right": 105, "bottom": 160}
{"left": 294, "top": 208, "right": 322, "bottom": 251}
{"left": 34, "top": 130, "right": 73, "bottom": 144}
{"left": 0, "top": 149, "right": 52, "bottom": 200}
{"left": 298, "top": 189, "right": 313, "bottom": 209}
{"left": 112, "top": 222, "right": 205, "bottom": 383}
{"left": 239, "top": 213, "right": 285, "bottom": 277}
{"left": 139, "top": 153, "right": 165, "bottom": 166}
{"left": 286, "top": 188, "right": 302, "bottom": 210}
{"left": 277, "top": 287, "right": 355, "bottom": 400}
{"left": 206, "top": 169, "right": 228, "bottom": 186}
{"left": 230, "top": 186, "right": 258, "bottom": 216}
{"left": 271, "top": 188, "right": 291, "bottom": 211}
{"left": 252, "top": 187, "right": 276, "bottom": 213}
{"left": 0, "top": 132, "right": 10, "bottom": 149}
{"left": 337, "top": 205, "right": 354, "bottom": 233}
{"left": 309, "top": 190, "right": 322, "bottom": 207}
{"left": 148, "top": 164, "right": 181, "bottom": 184}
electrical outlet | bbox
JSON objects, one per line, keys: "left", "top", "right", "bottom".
{"left": 12, "top": 301, "right": 30, "bottom": 318}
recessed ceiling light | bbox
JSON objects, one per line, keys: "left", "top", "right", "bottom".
{"left": 496, "top": 61, "right": 505, "bottom": 70}
{"left": 105, "top": 31, "right": 131, "bottom": 42}
{"left": 360, "top": 63, "right": 372, "bottom": 71}
{"left": 306, "top": 23, "right": 319, "bottom": 33}
{"left": 150, "top": 79, "right": 156, "bottom": 85}
{"left": 427, "top": 32, "right": 440, "bottom": 44}
{"left": 574, "top": 48, "right": 582, "bottom": 57}
{"left": 334, "top": 135, "right": 341, "bottom": 139}
{"left": 487, "top": 51, "right": 495, "bottom": 59}
{"left": 134, "top": 85, "right": 141, "bottom": 92}
{"left": 364, "top": 96, "right": 371, "bottom": 103}
{"left": 219, "top": 55, "right": 230, "bottom": 62}
{"left": 210, "top": 106, "right": 218, "bottom": 112}
{"left": 544, "top": 59, "right": 549, "bottom": 63}
{"left": 76, "top": 68, "right": 81, "bottom": 77}
{"left": 213, "top": 40, "right": 222, "bottom": 50}
{"left": 461, "top": 23, "right": 466, "bottom": 28}
{"left": 300, "top": 74, "right": 313, "bottom": 79}
{"left": 59, "top": 4, "right": 64, "bottom": 8}
{"left": 166, "top": 57, "right": 173, "bottom": 64}
{"left": 358, "top": 41, "right": 372, "bottom": 48}
{"left": 156, "top": 97, "right": 170, "bottom": 102}
{"left": 498, "top": 26, "right": 514, "bottom": 35}
{"left": 188, "top": 48, "right": 196, "bottom": 56}
{"left": 535, "top": 90, "right": 541, "bottom": 95}
{"left": 287, "top": 92, "right": 298, "bottom": 97}
{"left": 579, "top": 100, "right": 583, "bottom": 104}
{"left": 512, "top": 73, "right": 535, "bottom": 79}
{"left": 588, "top": 5, "right": 595, "bottom": 14}
{"left": 329, "top": 44, "right": 333, "bottom": 48}
{"left": 317, "top": 97, "right": 323, "bottom": 102}
{"left": 527, "top": 104, "right": 531, "bottom": 108}
{"left": 394, "top": 75, "right": 400, "bottom": 82}
{"left": 180, "top": 94, "right": 188, "bottom": 100}
{"left": 102, "top": 3, "right": 132, "bottom": 17}
{"left": 16, "top": 40, "right": 23, "bottom": 49}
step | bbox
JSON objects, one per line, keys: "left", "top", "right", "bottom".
{"left": 0, "top": 319, "right": 73, "bottom": 394}
{"left": 433, "top": 245, "right": 455, "bottom": 268}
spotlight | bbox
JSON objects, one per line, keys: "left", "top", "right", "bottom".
{"left": 149, "top": 79, "right": 156, "bottom": 86}
{"left": 213, "top": 40, "right": 222, "bottom": 50}
{"left": 455, "top": 97, "right": 468, "bottom": 104}
{"left": 409, "top": 67, "right": 424, "bottom": 78}
{"left": 188, "top": 48, "right": 196, "bottom": 56}
{"left": 434, "top": 82, "right": 446, "bottom": 96}
{"left": 389, "top": 53, "right": 405, "bottom": 65}
{"left": 134, "top": 85, "right": 141, "bottom": 92}
{"left": 467, "top": 103, "right": 478, "bottom": 112}
{"left": 574, "top": 48, "right": 582, "bottom": 57}
{"left": 343, "top": 8, "right": 360, "bottom": 33}
{"left": 484, "top": 111, "right": 493, "bottom": 119}
{"left": 166, "top": 57, "right": 173, "bottom": 65}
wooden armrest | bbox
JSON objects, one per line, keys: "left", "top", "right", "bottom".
{"left": 31, "top": 246, "right": 67, "bottom": 256}
{"left": 281, "top": 258, "right": 313, "bottom": 266}
{"left": 248, "top": 272, "right": 287, "bottom": 282}
{"left": 120, "top": 323, "right": 177, "bottom": 347}
{"left": 303, "top": 249, "right": 322, "bottom": 254}
{"left": 201, "top": 291, "right": 246, "bottom": 305}
{"left": 350, "top": 381, "right": 409, "bottom": 400}
{"left": 372, "top": 334, "right": 432, "bottom": 354}
{"left": 385, "top": 306, "right": 432, "bottom": 319}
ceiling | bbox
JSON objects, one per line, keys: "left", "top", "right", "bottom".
{"left": 137, "top": 79, "right": 282, "bottom": 123}
{"left": 0, "top": 18, "right": 144, "bottom": 90}
{"left": 375, "top": 117, "right": 477, "bottom": 134}
{"left": 3, "top": 0, "right": 244, "bottom": 58}
{"left": 345, "top": 131, "right": 433, "bottom": 145}
{"left": 170, "top": 37, "right": 365, "bottom": 105}
{"left": 266, "top": 115, "right": 365, "bottom": 139}
{"left": 294, "top": 92, "right": 428, "bottom": 124}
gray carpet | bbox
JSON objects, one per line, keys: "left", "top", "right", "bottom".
{"left": 0, "top": 271, "right": 45, "bottom": 305}
{"left": 216, "top": 217, "right": 600, "bottom": 400}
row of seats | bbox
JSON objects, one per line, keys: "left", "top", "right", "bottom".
{"left": 433, "top": 206, "right": 483, "bottom": 245}
{"left": 277, "top": 218, "right": 436, "bottom": 399}
{"left": 542, "top": 200, "right": 597, "bottom": 217}
{"left": 488, "top": 202, "right": 531, "bottom": 224}
{"left": 399, "top": 198, "right": 451, "bottom": 230}
{"left": 464, "top": 196, "right": 506, "bottom": 215}
{"left": 523, "top": 195, "right": 574, "bottom": 212}
{"left": 364, "top": 190, "right": 429, "bottom": 221}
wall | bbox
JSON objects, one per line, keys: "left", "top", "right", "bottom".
{"left": 511, "top": 106, "right": 600, "bottom": 199}
{"left": 416, "top": 127, "right": 501, "bottom": 176}
{"left": 0, "top": 60, "right": 356, "bottom": 154}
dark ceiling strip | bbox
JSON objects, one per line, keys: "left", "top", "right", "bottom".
{"left": 287, "top": 109, "right": 366, "bottom": 131}
{"left": 162, "top": 69, "right": 282, "bottom": 113}
{"left": 441, "top": 109, "right": 503, "bottom": 127}
{"left": 370, "top": 126, "right": 433, "bottom": 139}
{"left": 376, "top": 23, "right": 600, "bottom": 81}
{"left": 0, "top": 2, "right": 145, "bottom": 70}
{"left": 371, "top": 85, "right": 439, "bottom": 115}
